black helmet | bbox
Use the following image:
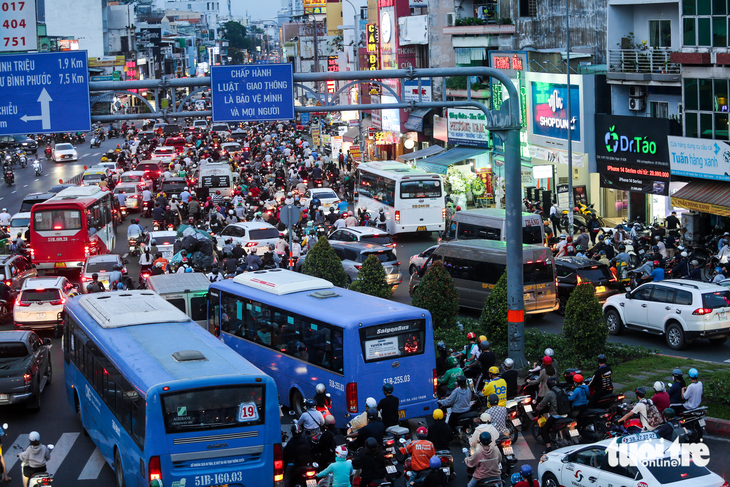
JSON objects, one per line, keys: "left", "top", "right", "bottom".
{"left": 383, "top": 383, "right": 394, "bottom": 394}
{"left": 619, "top": 244, "right": 626, "bottom": 251}
{"left": 437, "top": 341, "right": 446, "bottom": 352}
{"left": 480, "top": 341, "right": 490, "bottom": 351}
{"left": 367, "top": 408, "right": 379, "bottom": 420}
{"left": 664, "top": 407, "right": 675, "bottom": 419}
{"left": 479, "top": 431, "right": 492, "bottom": 446}
{"left": 456, "top": 375, "right": 467, "bottom": 387}
{"left": 305, "top": 398, "right": 316, "bottom": 409}
{"left": 488, "top": 393, "right": 499, "bottom": 406}
{"left": 547, "top": 377, "right": 558, "bottom": 389}
{"left": 635, "top": 386, "right": 646, "bottom": 398}
{"left": 597, "top": 354, "right": 607, "bottom": 363}
{"left": 365, "top": 437, "right": 378, "bottom": 450}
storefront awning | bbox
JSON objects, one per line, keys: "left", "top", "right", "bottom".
{"left": 671, "top": 180, "right": 730, "bottom": 217}
{"left": 343, "top": 127, "right": 360, "bottom": 143}
{"left": 404, "top": 108, "right": 432, "bottom": 132}
{"left": 397, "top": 145, "right": 445, "bottom": 162}
{"left": 416, "top": 147, "right": 486, "bottom": 175}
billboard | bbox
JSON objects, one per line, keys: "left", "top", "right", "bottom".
{"left": 447, "top": 108, "right": 491, "bottom": 148}
{"left": 668, "top": 136, "right": 730, "bottom": 182}
{"left": 530, "top": 81, "right": 581, "bottom": 142}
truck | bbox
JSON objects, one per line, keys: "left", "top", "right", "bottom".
{"left": 0, "top": 331, "right": 52, "bottom": 411}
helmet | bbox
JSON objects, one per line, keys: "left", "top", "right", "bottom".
{"left": 366, "top": 397, "right": 377, "bottom": 409}
{"left": 653, "top": 260, "right": 660, "bottom": 266}
{"left": 446, "top": 356, "right": 458, "bottom": 368}
{"left": 544, "top": 348, "right": 555, "bottom": 357}
{"left": 478, "top": 335, "right": 487, "bottom": 343}
{"left": 316, "top": 383, "right": 326, "bottom": 394}
{"left": 566, "top": 236, "right": 573, "bottom": 243}
{"left": 653, "top": 246, "right": 659, "bottom": 252}
{"left": 688, "top": 368, "right": 699, "bottom": 378}
{"left": 653, "top": 381, "right": 666, "bottom": 392}
{"left": 717, "top": 267, "right": 724, "bottom": 274}
{"left": 681, "top": 251, "right": 688, "bottom": 257}
{"left": 635, "top": 386, "right": 646, "bottom": 397}
{"left": 456, "top": 375, "right": 467, "bottom": 387}
{"left": 367, "top": 409, "right": 379, "bottom": 420}
{"left": 29, "top": 431, "right": 40, "bottom": 442}
{"left": 573, "top": 374, "right": 584, "bottom": 383}
{"left": 691, "top": 260, "right": 699, "bottom": 267}
{"left": 365, "top": 437, "right": 378, "bottom": 450}
{"left": 547, "top": 377, "right": 557, "bottom": 389}
{"left": 305, "top": 398, "right": 316, "bottom": 409}
{"left": 560, "top": 234, "right": 567, "bottom": 239}
{"left": 467, "top": 332, "right": 477, "bottom": 340}
{"left": 325, "top": 414, "right": 336, "bottom": 425}
{"left": 478, "top": 431, "right": 492, "bottom": 446}
{"left": 416, "top": 426, "right": 428, "bottom": 438}
{"left": 383, "top": 383, "right": 394, "bottom": 394}
{"left": 487, "top": 393, "right": 499, "bottom": 406}
{"left": 229, "top": 210, "right": 234, "bottom": 215}
{"left": 488, "top": 366, "right": 500, "bottom": 375}
{"left": 663, "top": 407, "right": 676, "bottom": 419}
{"left": 542, "top": 356, "right": 553, "bottom": 365}
{"left": 511, "top": 473, "right": 523, "bottom": 485}
{"left": 433, "top": 409, "right": 444, "bottom": 420}
{"left": 503, "top": 358, "right": 514, "bottom": 369}
{"left": 480, "top": 412, "right": 492, "bottom": 423}
{"left": 619, "top": 244, "right": 626, "bottom": 251}
{"left": 335, "top": 445, "right": 348, "bottom": 459}
{"left": 672, "top": 368, "right": 683, "bottom": 377}
{"left": 597, "top": 354, "right": 607, "bottom": 363}
{"left": 480, "top": 341, "right": 490, "bottom": 351}
{"left": 430, "top": 456, "right": 442, "bottom": 470}
{"left": 520, "top": 465, "right": 534, "bottom": 478}
{"left": 437, "top": 341, "right": 446, "bottom": 352}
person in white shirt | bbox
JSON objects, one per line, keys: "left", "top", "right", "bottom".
{"left": 716, "top": 239, "right": 730, "bottom": 264}
{"left": 469, "top": 412, "right": 500, "bottom": 454}
{"left": 618, "top": 387, "right": 657, "bottom": 431}
{"left": 682, "top": 368, "right": 703, "bottom": 410}
{"left": 0, "top": 208, "right": 11, "bottom": 227}
{"left": 296, "top": 179, "right": 308, "bottom": 194}
{"left": 654, "top": 237, "right": 667, "bottom": 259}
{"left": 291, "top": 237, "right": 302, "bottom": 259}
{"left": 333, "top": 215, "right": 347, "bottom": 229}
{"left": 142, "top": 189, "right": 153, "bottom": 202}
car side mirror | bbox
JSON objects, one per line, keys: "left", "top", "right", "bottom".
{"left": 43, "top": 338, "right": 52, "bottom": 346}
{"left": 625, "top": 292, "right": 631, "bottom": 299}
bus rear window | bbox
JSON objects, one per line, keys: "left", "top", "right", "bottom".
{"left": 524, "top": 261, "right": 554, "bottom": 285}
{"left": 523, "top": 225, "right": 543, "bottom": 245}
{"left": 400, "top": 180, "right": 442, "bottom": 199}
{"left": 34, "top": 210, "right": 82, "bottom": 231}
{"left": 162, "top": 385, "right": 265, "bottom": 433}
{"left": 360, "top": 320, "right": 426, "bottom": 363}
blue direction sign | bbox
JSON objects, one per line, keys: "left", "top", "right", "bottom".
{"left": 211, "top": 63, "right": 294, "bottom": 122}
{"left": 0, "top": 51, "right": 91, "bottom": 135}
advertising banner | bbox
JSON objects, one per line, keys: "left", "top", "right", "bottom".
{"left": 668, "top": 136, "right": 730, "bottom": 182}
{"left": 531, "top": 81, "right": 581, "bottom": 142}
{"left": 434, "top": 115, "right": 448, "bottom": 142}
{"left": 446, "top": 108, "right": 491, "bottom": 148}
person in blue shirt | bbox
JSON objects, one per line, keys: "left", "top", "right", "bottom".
{"left": 650, "top": 261, "right": 665, "bottom": 281}
{"left": 568, "top": 373, "right": 589, "bottom": 418}
{"left": 337, "top": 199, "right": 349, "bottom": 213}
{"left": 315, "top": 445, "right": 353, "bottom": 487}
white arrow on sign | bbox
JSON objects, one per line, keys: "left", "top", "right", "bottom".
{"left": 20, "top": 88, "right": 53, "bottom": 130}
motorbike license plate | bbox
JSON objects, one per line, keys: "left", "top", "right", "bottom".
{"left": 595, "top": 286, "right": 606, "bottom": 293}
{"left": 306, "top": 481, "right": 317, "bottom": 487}
{"left": 512, "top": 418, "right": 521, "bottom": 427}
{"left": 0, "top": 394, "right": 7, "bottom": 402}
{"left": 569, "top": 428, "right": 579, "bottom": 437}
{"left": 639, "top": 249, "right": 645, "bottom": 254}
{"left": 36, "top": 313, "right": 46, "bottom": 320}
{"left": 386, "top": 465, "right": 397, "bottom": 474}
{"left": 502, "top": 446, "right": 514, "bottom": 456}
{"left": 442, "top": 468, "right": 450, "bottom": 475}
{"left": 129, "top": 246, "right": 135, "bottom": 252}
{"left": 523, "top": 404, "right": 533, "bottom": 413}
{"left": 699, "top": 418, "right": 706, "bottom": 427}
{"left": 417, "top": 226, "right": 427, "bottom": 231}
{"left": 54, "top": 262, "right": 66, "bottom": 268}
{"left": 398, "top": 409, "right": 406, "bottom": 419}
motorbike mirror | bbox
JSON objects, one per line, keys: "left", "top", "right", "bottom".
{"left": 399, "top": 438, "right": 407, "bottom": 444}
{"left": 461, "top": 448, "right": 469, "bottom": 455}
{"left": 58, "top": 179, "right": 63, "bottom": 184}
{"left": 289, "top": 410, "right": 296, "bottom": 416}
{"left": 1, "top": 423, "right": 6, "bottom": 429}
{"left": 312, "top": 462, "right": 319, "bottom": 468}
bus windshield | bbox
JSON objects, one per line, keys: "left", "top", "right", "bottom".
{"left": 161, "top": 385, "right": 265, "bottom": 433}
{"left": 359, "top": 320, "right": 426, "bottom": 363}
{"left": 34, "top": 209, "right": 82, "bottom": 231}
{"left": 400, "top": 180, "right": 442, "bottom": 199}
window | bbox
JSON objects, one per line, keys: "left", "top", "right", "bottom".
{"left": 399, "top": 180, "right": 442, "bottom": 199}
{"left": 702, "top": 290, "right": 730, "bottom": 308}
{"left": 651, "top": 286, "right": 675, "bottom": 303}
{"left": 524, "top": 261, "right": 554, "bottom": 285}
{"left": 167, "top": 298, "right": 186, "bottom": 314}
{"left": 359, "top": 320, "right": 426, "bottom": 363}
{"left": 519, "top": 0, "right": 537, "bottom": 17}
{"left": 684, "top": 78, "right": 730, "bottom": 138}
{"left": 219, "top": 292, "right": 344, "bottom": 374}
{"left": 683, "top": 0, "right": 725, "bottom": 46}
{"left": 190, "top": 296, "right": 208, "bottom": 322}
{"left": 650, "top": 101, "right": 669, "bottom": 119}
{"left": 33, "top": 210, "right": 82, "bottom": 231}
{"left": 457, "top": 222, "right": 501, "bottom": 240}
{"left": 633, "top": 285, "right": 654, "bottom": 300}
{"left": 357, "top": 171, "right": 396, "bottom": 206}
{"left": 650, "top": 20, "right": 671, "bottom": 47}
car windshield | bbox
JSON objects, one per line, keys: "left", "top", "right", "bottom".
{"left": 400, "top": 179, "right": 442, "bottom": 199}
{"left": 211, "top": 125, "right": 228, "bottom": 131}
{"left": 21, "top": 289, "right": 61, "bottom": 302}
{"left": 85, "top": 261, "right": 119, "bottom": 273}
{"left": 360, "top": 235, "right": 393, "bottom": 245}
{"left": 249, "top": 228, "right": 279, "bottom": 240}
{"left": 362, "top": 250, "right": 397, "bottom": 263}
{"left": 0, "top": 343, "right": 28, "bottom": 358}
{"left": 577, "top": 266, "right": 613, "bottom": 282}
{"left": 162, "top": 181, "right": 186, "bottom": 190}
{"left": 154, "top": 149, "right": 174, "bottom": 155}
{"left": 702, "top": 290, "right": 730, "bottom": 309}
{"left": 56, "top": 144, "right": 73, "bottom": 151}
{"left": 115, "top": 187, "right": 136, "bottom": 194}
{"left": 10, "top": 217, "right": 30, "bottom": 227}
{"left": 34, "top": 210, "right": 82, "bottom": 231}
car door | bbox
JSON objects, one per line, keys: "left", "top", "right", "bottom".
{"left": 561, "top": 447, "right": 607, "bottom": 487}
{"left": 28, "top": 333, "right": 48, "bottom": 382}
{"left": 623, "top": 285, "right": 653, "bottom": 327}
{"left": 645, "top": 285, "right": 675, "bottom": 332}
{"left": 329, "top": 230, "right": 345, "bottom": 241}
{"left": 596, "top": 461, "right": 642, "bottom": 487}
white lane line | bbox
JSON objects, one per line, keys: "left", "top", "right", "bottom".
{"left": 0, "top": 197, "right": 4, "bottom": 200}
{"left": 23, "top": 185, "right": 27, "bottom": 187}
{"left": 513, "top": 432, "right": 536, "bottom": 460}
{"left": 78, "top": 447, "right": 106, "bottom": 480}
{"left": 4, "top": 434, "right": 29, "bottom": 472}
{"left": 46, "top": 432, "right": 80, "bottom": 475}
{"left": 724, "top": 359, "right": 730, "bottom": 363}
{"left": 11, "top": 191, "right": 16, "bottom": 194}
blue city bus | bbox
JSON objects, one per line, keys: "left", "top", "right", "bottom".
{"left": 62, "top": 291, "right": 283, "bottom": 487}
{"left": 207, "top": 269, "right": 438, "bottom": 427}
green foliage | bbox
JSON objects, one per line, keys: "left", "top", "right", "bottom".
{"left": 411, "top": 261, "right": 460, "bottom": 329}
{"left": 562, "top": 284, "right": 608, "bottom": 360}
{"left": 702, "top": 375, "right": 730, "bottom": 406}
{"left": 222, "top": 21, "right": 248, "bottom": 49}
{"left": 445, "top": 76, "right": 487, "bottom": 91}
{"left": 349, "top": 254, "right": 391, "bottom": 299}
{"left": 300, "top": 238, "right": 348, "bottom": 288}
{"left": 480, "top": 272, "right": 509, "bottom": 345}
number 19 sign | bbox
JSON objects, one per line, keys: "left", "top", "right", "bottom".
{"left": 0, "top": 0, "right": 37, "bottom": 52}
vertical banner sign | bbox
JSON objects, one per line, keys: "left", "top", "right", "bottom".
{"left": 327, "top": 56, "right": 339, "bottom": 94}
{"left": 366, "top": 23, "right": 380, "bottom": 95}
{"left": 378, "top": 1, "right": 396, "bottom": 69}
{"left": 0, "top": 0, "right": 37, "bottom": 52}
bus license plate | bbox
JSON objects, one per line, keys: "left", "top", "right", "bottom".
{"left": 595, "top": 286, "right": 606, "bottom": 293}
{"left": 54, "top": 262, "right": 66, "bottom": 268}
{"left": 569, "top": 429, "right": 579, "bottom": 437}
{"left": 398, "top": 409, "right": 406, "bottom": 419}
{"left": 417, "top": 226, "right": 427, "bottom": 231}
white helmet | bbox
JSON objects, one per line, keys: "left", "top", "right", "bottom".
{"left": 315, "top": 383, "right": 326, "bottom": 394}
{"left": 503, "top": 358, "right": 514, "bottom": 369}
{"left": 479, "top": 412, "right": 492, "bottom": 423}
{"left": 544, "top": 348, "right": 554, "bottom": 357}
{"left": 229, "top": 210, "right": 234, "bottom": 215}
{"left": 366, "top": 397, "right": 377, "bottom": 409}
{"left": 653, "top": 381, "right": 666, "bottom": 392}
{"left": 335, "top": 445, "right": 348, "bottom": 459}
{"left": 29, "top": 431, "right": 40, "bottom": 442}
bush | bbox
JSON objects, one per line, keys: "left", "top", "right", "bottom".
{"left": 562, "top": 284, "right": 609, "bottom": 360}
{"left": 300, "top": 237, "right": 348, "bottom": 287}
{"left": 349, "top": 254, "right": 391, "bottom": 299}
{"left": 479, "top": 272, "right": 509, "bottom": 346}
{"left": 705, "top": 375, "right": 730, "bottom": 406}
{"left": 411, "top": 261, "right": 460, "bottom": 329}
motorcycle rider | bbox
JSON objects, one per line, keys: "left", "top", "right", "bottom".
{"left": 378, "top": 383, "right": 399, "bottom": 429}
{"left": 403, "top": 426, "right": 436, "bottom": 481}
{"left": 653, "top": 408, "right": 687, "bottom": 442}
{"left": 422, "top": 456, "right": 448, "bottom": 487}
{"left": 618, "top": 386, "right": 657, "bottom": 431}
{"left": 32, "top": 158, "right": 42, "bottom": 175}
{"left": 426, "top": 409, "right": 453, "bottom": 451}
{"left": 527, "top": 356, "right": 556, "bottom": 401}
{"left": 347, "top": 397, "right": 380, "bottom": 433}
{"left": 2, "top": 163, "right": 13, "bottom": 184}
{"left": 535, "top": 377, "right": 569, "bottom": 452}
{"left": 568, "top": 374, "right": 589, "bottom": 418}
{"left": 438, "top": 356, "right": 463, "bottom": 397}
{"left": 682, "top": 368, "right": 703, "bottom": 410}
{"left": 0, "top": 208, "right": 10, "bottom": 228}
{"left": 651, "top": 381, "right": 670, "bottom": 415}
{"left": 283, "top": 423, "right": 314, "bottom": 487}
{"left": 501, "top": 358, "right": 519, "bottom": 399}
{"left": 687, "top": 260, "right": 704, "bottom": 281}
{"left": 474, "top": 340, "right": 495, "bottom": 391}
{"left": 435, "top": 341, "right": 449, "bottom": 377}
{"left": 299, "top": 398, "right": 325, "bottom": 436}
{"left": 469, "top": 412, "right": 500, "bottom": 454}
{"left": 671, "top": 251, "right": 690, "bottom": 278}
{"left": 17, "top": 431, "right": 52, "bottom": 487}
{"left": 482, "top": 366, "right": 507, "bottom": 407}
{"left": 314, "top": 383, "right": 332, "bottom": 415}
{"left": 352, "top": 409, "right": 385, "bottom": 450}
{"left": 438, "top": 375, "right": 472, "bottom": 433}
{"left": 512, "top": 465, "right": 539, "bottom": 487}
{"left": 315, "top": 445, "right": 352, "bottom": 487}
{"left": 352, "top": 438, "right": 387, "bottom": 487}
{"left": 588, "top": 354, "right": 614, "bottom": 408}
{"left": 464, "top": 432, "right": 502, "bottom": 487}
{"left": 668, "top": 369, "right": 687, "bottom": 412}
{"left": 614, "top": 244, "right": 630, "bottom": 264}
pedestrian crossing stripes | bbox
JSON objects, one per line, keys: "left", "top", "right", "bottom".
{"left": 78, "top": 447, "right": 106, "bottom": 480}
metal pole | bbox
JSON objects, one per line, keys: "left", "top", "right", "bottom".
{"left": 566, "top": 0, "right": 574, "bottom": 237}
{"left": 313, "top": 17, "right": 320, "bottom": 97}
{"left": 354, "top": 8, "right": 364, "bottom": 164}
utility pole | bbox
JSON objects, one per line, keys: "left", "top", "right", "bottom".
{"left": 566, "top": 0, "right": 574, "bottom": 236}
{"left": 313, "top": 16, "right": 320, "bottom": 96}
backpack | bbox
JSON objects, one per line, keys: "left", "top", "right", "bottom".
{"left": 641, "top": 399, "right": 663, "bottom": 428}
{"left": 553, "top": 387, "right": 571, "bottom": 415}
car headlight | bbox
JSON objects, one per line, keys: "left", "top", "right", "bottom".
{"left": 540, "top": 454, "right": 549, "bottom": 463}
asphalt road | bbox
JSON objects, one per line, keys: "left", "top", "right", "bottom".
{"left": 0, "top": 135, "right": 727, "bottom": 485}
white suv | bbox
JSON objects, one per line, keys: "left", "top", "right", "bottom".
{"left": 603, "top": 279, "right": 730, "bottom": 350}
{"left": 14, "top": 276, "right": 77, "bottom": 337}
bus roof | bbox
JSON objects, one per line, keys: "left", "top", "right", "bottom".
{"left": 78, "top": 292, "right": 190, "bottom": 328}
{"left": 358, "top": 161, "right": 439, "bottom": 180}
{"left": 66, "top": 291, "right": 267, "bottom": 395}
{"left": 439, "top": 239, "right": 549, "bottom": 254}
{"left": 213, "top": 269, "right": 428, "bottom": 326}
{"left": 38, "top": 185, "right": 110, "bottom": 205}
{"left": 232, "top": 269, "right": 333, "bottom": 295}
{"left": 146, "top": 273, "right": 211, "bottom": 295}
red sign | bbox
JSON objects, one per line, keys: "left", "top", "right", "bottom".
{"left": 493, "top": 55, "right": 524, "bottom": 71}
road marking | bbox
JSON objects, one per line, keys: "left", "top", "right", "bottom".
{"left": 46, "top": 432, "right": 80, "bottom": 475}
{"left": 513, "top": 432, "right": 536, "bottom": 460}
{"left": 4, "top": 434, "right": 29, "bottom": 472}
{"left": 724, "top": 359, "right": 730, "bottom": 363}
{"left": 78, "top": 447, "right": 106, "bottom": 480}
{"left": 23, "top": 184, "right": 27, "bottom": 187}
{"left": 0, "top": 197, "right": 4, "bottom": 200}
{"left": 11, "top": 191, "right": 15, "bottom": 194}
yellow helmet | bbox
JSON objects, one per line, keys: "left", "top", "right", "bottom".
{"left": 432, "top": 409, "right": 444, "bottom": 420}
{"left": 478, "top": 335, "right": 487, "bottom": 343}
{"left": 488, "top": 366, "right": 500, "bottom": 375}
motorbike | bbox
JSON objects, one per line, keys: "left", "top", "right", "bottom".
{"left": 33, "top": 161, "right": 43, "bottom": 177}
{"left": 120, "top": 205, "right": 128, "bottom": 219}
{"left": 678, "top": 406, "right": 707, "bottom": 441}
{"left": 90, "top": 136, "right": 101, "bottom": 149}
{"left": 495, "top": 435, "right": 517, "bottom": 484}
{"left": 142, "top": 200, "right": 152, "bottom": 218}
{"left": 152, "top": 220, "right": 164, "bottom": 232}
{"left": 18, "top": 441, "right": 55, "bottom": 487}
{"left": 290, "top": 461, "right": 321, "bottom": 487}
{"left": 128, "top": 236, "right": 142, "bottom": 257}
{"left": 3, "top": 171, "right": 14, "bottom": 186}
{"left": 505, "top": 395, "right": 534, "bottom": 439}
{"left": 531, "top": 414, "right": 581, "bottom": 447}
{"left": 17, "top": 150, "right": 27, "bottom": 168}
{"left": 44, "top": 146, "right": 52, "bottom": 160}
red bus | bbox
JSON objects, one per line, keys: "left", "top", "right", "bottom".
{"left": 30, "top": 186, "right": 117, "bottom": 271}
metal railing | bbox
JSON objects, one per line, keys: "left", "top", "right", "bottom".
{"left": 608, "top": 48, "right": 679, "bottom": 74}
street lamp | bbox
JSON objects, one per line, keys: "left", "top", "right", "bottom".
{"left": 342, "top": 0, "right": 365, "bottom": 163}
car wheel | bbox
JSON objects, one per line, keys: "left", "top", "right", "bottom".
{"left": 558, "top": 296, "right": 568, "bottom": 316}
{"left": 409, "top": 265, "right": 417, "bottom": 275}
{"left": 114, "top": 449, "right": 126, "bottom": 487}
{"left": 27, "top": 378, "right": 41, "bottom": 412}
{"left": 605, "top": 309, "right": 624, "bottom": 335}
{"left": 665, "top": 322, "right": 687, "bottom": 350}
{"left": 709, "top": 336, "right": 728, "bottom": 345}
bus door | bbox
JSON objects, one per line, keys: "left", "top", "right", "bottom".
{"left": 523, "top": 258, "right": 556, "bottom": 312}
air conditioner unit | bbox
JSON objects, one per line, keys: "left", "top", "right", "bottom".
{"left": 629, "top": 97, "right": 645, "bottom": 111}
{"left": 446, "top": 12, "right": 456, "bottom": 26}
{"left": 629, "top": 86, "right": 646, "bottom": 98}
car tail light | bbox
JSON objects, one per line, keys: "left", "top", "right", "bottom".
{"left": 576, "top": 275, "right": 582, "bottom": 286}
{"left": 245, "top": 242, "right": 258, "bottom": 247}
{"left": 305, "top": 470, "right": 316, "bottom": 478}
{"left": 16, "top": 297, "right": 30, "bottom": 307}
{"left": 442, "top": 207, "right": 446, "bottom": 219}
{"left": 148, "top": 456, "right": 161, "bottom": 482}
{"left": 49, "top": 298, "right": 65, "bottom": 306}
{"left": 395, "top": 210, "right": 400, "bottom": 223}
{"left": 433, "top": 368, "right": 438, "bottom": 394}
{"left": 23, "top": 373, "right": 31, "bottom": 387}
{"left": 84, "top": 246, "right": 90, "bottom": 257}
{"left": 354, "top": 264, "right": 362, "bottom": 270}
{"left": 274, "top": 443, "right": 284, "bottom": 484}
{"left": 346, "top": 382, "right": 358, "bottom": 413}
{"left": 693, "top": 308, "right": 714, "bottom": 315}
{"left": 4, "top": 280, "right": 10, "bottom": 287}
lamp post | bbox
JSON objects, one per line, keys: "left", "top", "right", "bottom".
{"left": 343, "top": 0, "right": 365, "bottom": 163}
{"left": 566, "top": 0, "right": 574, "bottom": 236}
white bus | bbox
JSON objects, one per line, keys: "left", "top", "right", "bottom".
{"left": 355, "top": 161, "right": 445, "bottom": 235}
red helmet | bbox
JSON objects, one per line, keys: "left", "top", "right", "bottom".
{"left": 566, "top": 236, "right": 573, "bottom": 243}
{"left": 467, "top": 332, "right": 477, "bottom": 340}
{"left": 573, "top": 374, "right": 584, "bottom": 383}
{"left": 653, "top": 260, "right": 660, "bottom": 266}
{"left": 542, "top": 356, "right": 553, "bottom": 365}
{"left": 416, "top": 427, "right": 428, "bottom": 438}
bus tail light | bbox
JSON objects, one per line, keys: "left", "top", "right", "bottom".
{"left": 148, "top": 456, "right": 161, "bottom": 483}
{"left": 394, "top": 211, "right": 400, "bottom": 223}
{"left": 346, "top": 382, "right": 358, "bottom": 413}
{"left": 433, "top": 369, "right": 438, "bottom": 394}
{"left": 442, "top": 207, "right": 446, "bottom": 219}
{"left": 274, "top": 443, "right": 284, "bottom": 485}
{"left": 84, "top": 246, "right": 90, "bottom": 257}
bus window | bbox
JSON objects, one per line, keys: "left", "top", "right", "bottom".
{"left": 208, "top": 290, "right": 220, "bottom": 336}
{"left": 524, "top": 261, "right": 554, "bottom": 285}
{"left": 359, "top": 320, "right": 426, "bottom": 363}
{"left": 34, "top": 210, "right": 82, "bottom": 231}
{"left": 167, "top": 298, "right": 186, "bottom": 314}
{"left": 457, "top": 222, "right": 501, "bottom": 240}
{"left": 358, "top": 171, "right": 395, "bottom": 206}
{"left": 400, "top": 180, "right": 442, "bottom": 199}
{"left": 190, "top": 296, "right": 208, "bottom": 322}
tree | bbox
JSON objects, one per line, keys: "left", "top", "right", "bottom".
{"left": 222, "top": 21, "right": 248, "bottom": 49}
{"left": 480, "top": 272, "right": 508, "bottom": 345}
{"left": 300, "top": 237, "right": 348, "bottom": 288}
{"left": 411, "top": 261, "right": 459, "bottom": 329}
{"left": 562, "top": 283, "right": 608, "bottom": 359}
{"left": 349, "top": 254, "right": 391, "bottom": 299}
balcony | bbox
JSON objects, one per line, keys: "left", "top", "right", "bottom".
{"left": 444, "top": 23, "right": 516, "bottom": 36}
{"left": 607, "top": 48, "right": 681, "bottom": 84}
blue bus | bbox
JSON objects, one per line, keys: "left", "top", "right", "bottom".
{"left": 62, "top": 291, "right": 283, "bottom": 487}
{"left": 207, "top": 269, "right": 437, "bottom": 427}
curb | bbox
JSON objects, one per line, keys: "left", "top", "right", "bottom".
{"left": 706, "top": 417, "right": 730, "bottom": 438}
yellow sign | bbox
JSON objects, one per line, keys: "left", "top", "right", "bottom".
{"left": 671, "top": 197, "right": 730, "bottom": 217}
{"left": 88, "top": 56, "right": 125, "bottom": 67}
{"left": 311, "top": 127, "right": 321, "bottom": 146}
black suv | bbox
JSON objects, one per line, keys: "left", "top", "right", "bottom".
{"left": 555, "top": 256, "right": 619, "bottom": 315}
{"left": 0, "top": 135, "right": 38, "bottom": 153}
{"left": 19, "top": 193, "right": 55, "bottom": 213}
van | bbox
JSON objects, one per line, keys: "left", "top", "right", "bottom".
{"left": 408, "top": 240, "right": 558, "bottom": 315}
{"left": 146, "top": 273, "right": 210, "bottom": 328}
{"left": 443, "top": 208, "right": 545, "bottom": 246}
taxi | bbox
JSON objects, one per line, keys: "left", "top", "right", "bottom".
{"left": 538, "top": 432, "right": 725, "bottom": 487}
{"left": 80, "top": 167, "right": 110, "bottom": 187}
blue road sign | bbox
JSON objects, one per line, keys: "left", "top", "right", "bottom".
{"left": 210, "top": 63, "right": 295, "bottom": 122}
{"left": 0, "top": 51, "right": 91, "bottom": 135}
{"left": 300, "top": 113, "right": 310, "bottom": 125}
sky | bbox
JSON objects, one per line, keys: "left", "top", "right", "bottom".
{"left": 155, "top": 0, "right": 280, "bottom": 23}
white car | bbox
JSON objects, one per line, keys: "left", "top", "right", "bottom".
{"left": 216, "top": 222, "right": 280, "bottom": 255}
{"left": 603, "top": 279, "right": 730, "bottom": 350}
{"left": 151, "top": 146, "right": 176, "bottom": 164}
{"left": 192, "top": 119, "right": 209, "bottom": 131}
{"left": 13, "top": 276, "right": 77, "bottom": 337}
{"left": 302, "top": 188, "right": 340, "bottom": 211}
{"left": 409, "top": 245, "right": 437, "bottom": 275}
{"left": 113, "top": 183, "right": 142, "bottom": 211}
{"left": 221, "top": 142, "right": 242, "bottom": 154}
{"left": 538, "top": 432, "right": 725, "bottom": 487}
{"left": 210, "top": 123, "right": 231, "bottom": 139}
{"left": 52, "top": 143, "right": 77, "bottom": 162}
{"left": 8, "top": 212, "right": 31, "bottom": 240}
{"left": 147, "top": 231, "right": 178, "bottom": 261}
